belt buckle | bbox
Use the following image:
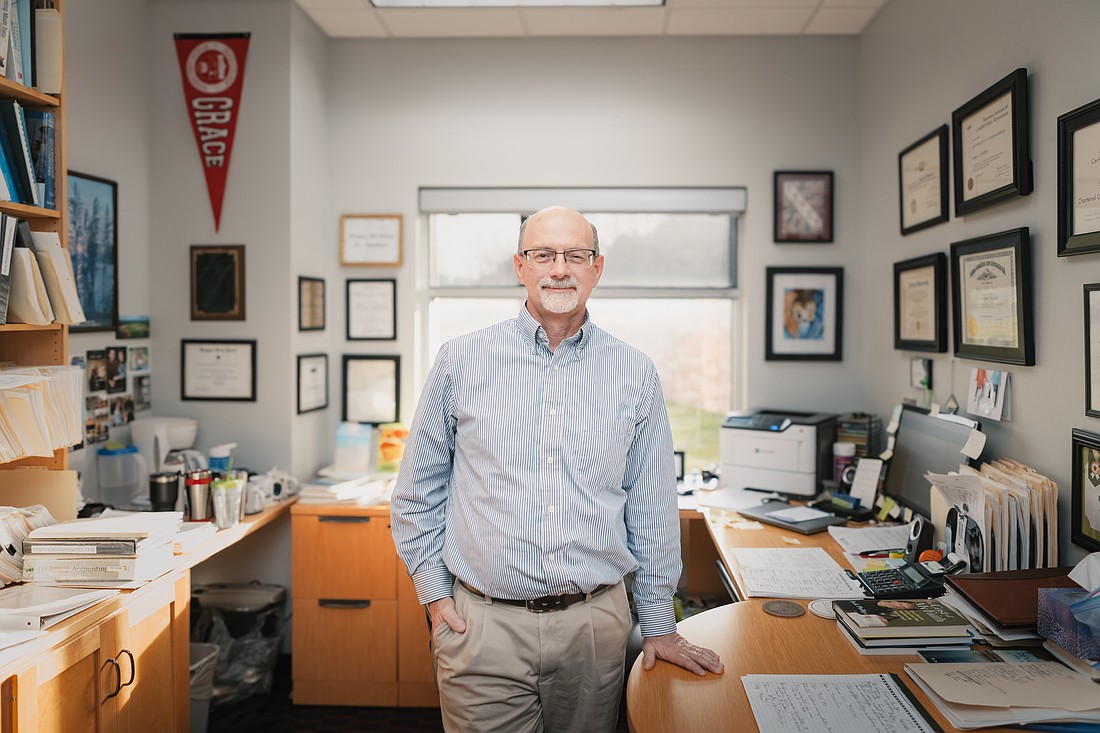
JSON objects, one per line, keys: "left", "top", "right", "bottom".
{"left": 526, "top": 595, "right": 566, "bottom": 613}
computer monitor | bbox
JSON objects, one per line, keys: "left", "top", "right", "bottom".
{"left": 882, "top": 404, "right": 982, "bottom": 520}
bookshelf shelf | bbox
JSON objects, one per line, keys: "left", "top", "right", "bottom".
{"left": 0, "top": 201, "right": 61, "bottom": 220}
{"left": 0, "top": 77, "right": 59, "bottom": 108}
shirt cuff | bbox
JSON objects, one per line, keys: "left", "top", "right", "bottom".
{"left": 636, "top": 599, "right": 678, "bottom": 637}
{"left": 412, "top": 565, "right": 455, "bottom": 605}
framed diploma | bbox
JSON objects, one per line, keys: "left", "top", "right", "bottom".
{"left": 893, "top": 253, "right": 947, "bottom": 352}
{"left": 297, "top": 353, "right": 328, "bottom": 414}
{"left": 951, "top": 68, "right": 1032, "bottom": 216}
{"left": 346, "top": 279, "right": 397, "bottom": 341}
{"left": 764, "top": 267, "right": 843, "bottom": 361}
{"left": 181, "top": 339, "right": 257, "bottom": 402}
{"left": 298, "top": 277, "right": 325, "bottom": 331}
{"left": 1084, "top": 284, "right": 1100, "bottom": 418}
{"left": 343, "top": 354, "right": 400, "bottom": 424}
{"left": 949, "top": 228, "right": 1034, "bottom": 366}
{"left": 773, "top": 171, "right": 833, "bottom": 243}
{"left": 1058, "top": 97, "right": 1100, "bottom": 256}
{"left": 340, "top": 214, "right": 403, "bottom": 266}
{"left": 898, "top": 126, "right": 949, "bottom": 235}
{"left": 1070, "top": 428, "right": 1100, "bottom": 553}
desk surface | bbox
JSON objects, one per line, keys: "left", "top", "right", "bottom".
{"left": 626, "top": 508, "right": 1014, "bottom": 733}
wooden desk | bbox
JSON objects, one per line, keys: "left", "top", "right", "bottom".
{"left": 626, "top": 509, "right": 1013, "bottom": 733}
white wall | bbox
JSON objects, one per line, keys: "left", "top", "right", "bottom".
{"left": 857, "top": 0, "right": 1100, "bottom": 564}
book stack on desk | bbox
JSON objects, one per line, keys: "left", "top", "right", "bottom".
{"left": 832, "top": 598, "right": 974, "bottom": 655}
{"left": 21, "top": 511, "right": 182, "bottom": 585}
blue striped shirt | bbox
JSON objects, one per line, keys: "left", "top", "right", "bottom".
{"left": 391, "top": 306, "right": 681, "bottom": 637}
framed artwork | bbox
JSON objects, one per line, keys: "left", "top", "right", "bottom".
{"left": 298, "top": 276, "right": 325, "bottom": 331}
{"left": 1070, "top": 427, "right": 1100, "bottom": 552}
{"left": 116, "top": 316, "right": 150, "bottom": 339}
{"left": 343, "top": 354, "right": 400, "bottom": 424}
{"left": 893, "top": 252, "right": 947, "bottom": 352}
{"left": 181, "top": 339, "right": 257, "bottom": 402}
{"left": 950, "top": 228, "right": 1034, "bottom": 366}
{"left": 765, "top": 267, "right": 844, "bottom": 361}
{"left": 898, "top": 125, "right": 949, "bottom": 235}
{"left": 1085, "top": 284, "right": 1100, "bottom": 418}
{"left": 297, "top": 353, "right": 329, "bottom": 415}
{"left": 346, "top": 279, "right": 396, "bottom": 341}
{"left": 191, "top": 245, "right": 245, "bottom": 320}
{"left": 774, "top": 171, "right": 834, "bottom": 243}
{"left": 340, "top": 214, "right": 403, "bottom": 266}
{"left": 1058, "top": 97, "right": 1100, "bottom": 257}
{"left": 952, "top": 68, "right": 1033, "bottom": 216}
{"left": 67, "top": 171, "right": 118, "bottom": 332}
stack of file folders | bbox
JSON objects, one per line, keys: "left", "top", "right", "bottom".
{"left": 298, "top": 474, "right": 392, "bottom": 505}
{"left": 0, "top": 504, "right": 55, "bottom": 587}
{"left": 22, "top": 510, "right": 182, "bottom": 586}
{"left": 832, "top": 597, "right": 975, "bottom": 656}
{"left": 0, "top": 364, "right": 83, "bottom": 462}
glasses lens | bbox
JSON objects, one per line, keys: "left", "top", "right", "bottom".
{"left": 524, "top": 249, "right": 594, "bottom": 269}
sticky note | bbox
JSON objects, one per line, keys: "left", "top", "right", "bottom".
{"left": 961, "top": 428, "right": 987, "bottom": 460}
{"left": 876, "top": 496, "right": 896, "bottom": 522}
{"left": 930, "top": 403, "right": 940, "bottom": 416}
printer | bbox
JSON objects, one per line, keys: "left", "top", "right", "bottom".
{"left": 719, "top": 409, "right": 837, "bottom": 497}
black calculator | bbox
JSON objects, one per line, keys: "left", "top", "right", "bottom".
{"left": 847, "top": 561, "right": 946, "bottom": 600}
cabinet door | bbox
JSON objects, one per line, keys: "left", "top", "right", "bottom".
{"left": 21, "top": 624, "right": 107, "bottom": 732}
{"left": 292, "top": 514, "right": 396, "bottom": 600}
{"left": 101, "top": 605, "right": 177, "bottom": 733}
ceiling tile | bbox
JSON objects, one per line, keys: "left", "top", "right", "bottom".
{"left": 666, "top": 7, "right": 814, "bottom": 35}
{"left": 379, "top": 8, "right": 526, "bottom": 36}
{"left": 821, "top": 0, "right": 884, "bottom": 7}
{"left": 521, "top": 7, "right": 667, "bottom": 35}
{"left": 805, "top": 6, "right": 879, "bottom": 34}
{"left": 307, "top": 9, "right": 391, "bottom": 36}
{"left": 296, "top": 0, "right": 370, "bottom": 10}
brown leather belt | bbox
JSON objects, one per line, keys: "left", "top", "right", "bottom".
{"left": 458, "top": 579, "right": 612, "bottom": 613}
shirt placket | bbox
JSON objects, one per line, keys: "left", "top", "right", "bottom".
{"left": 537, "top": 332, "right": 566, "bottom": 593}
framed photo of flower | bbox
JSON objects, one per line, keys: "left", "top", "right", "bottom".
{"left": 765, "top": 267, "right": 843, "bottom": 361}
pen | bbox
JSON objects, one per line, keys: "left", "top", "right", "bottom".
{"left": 858, "top": 548, "right": 904, "bottom": 557}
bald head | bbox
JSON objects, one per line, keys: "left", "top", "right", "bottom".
{"left": 518, "top": 206, "right": 600, "bottom": 254}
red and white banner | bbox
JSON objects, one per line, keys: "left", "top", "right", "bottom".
{"left": 174, "top": 33, "right": 250, "bottom": 232}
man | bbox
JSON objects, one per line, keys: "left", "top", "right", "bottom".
{"left": 391, "top": 206, "right": 722, "bottom": 732}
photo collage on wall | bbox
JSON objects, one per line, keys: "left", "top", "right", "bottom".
{"left": 74, "top": 316, "right": 153, "bottom": 449}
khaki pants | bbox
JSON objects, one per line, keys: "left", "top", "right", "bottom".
{"left": 431, "top": 579, "right": 631, "bottom": 733}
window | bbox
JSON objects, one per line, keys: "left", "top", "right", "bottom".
{"left": 420, "top": 188, "right": 743, "bottom": 470}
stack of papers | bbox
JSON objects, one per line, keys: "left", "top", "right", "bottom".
{"left": 0, "top": 365, "right": 83, "bottom": 462}
{"left": 0, "top": 585, "right": 117, "bottom": 631}
{"left": 299, "top": 475, "right": 392, "bottom": 505}
{"left": 729, "top": 547, "right": 865, "bottom": 599}
{"left": 173, "top": 521, "right": 218, "bottom": 555}
{"left": 0, "top": 504, "right": 56, "bottom": 587}
{"left": 939, "top": 587, "right": 1043, "bottom": 647}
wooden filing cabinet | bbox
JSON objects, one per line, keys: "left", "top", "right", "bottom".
{"left": 291, "top": 503, "right": 437, "bottom": 707}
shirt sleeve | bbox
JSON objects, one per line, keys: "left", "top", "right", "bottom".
{"left": 390, "top": 342, "right": 458, "bottom": 605}
{"left": 622, "top": 365, "right": 682, "bottom": 637}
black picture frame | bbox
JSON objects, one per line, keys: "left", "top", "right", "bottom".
{"left": 1085, "top": 284, "right": 1100, "bottom": 418}
{"left": 298, "top": 276, "right": 325, "bottom": 331}
{"left": 899, "top": 125, "right": 949, "bottom": 235}
{"left": 346, "top": 278, "right": 397, "bottom": 341}
{"left": 773, "top": 171, "right": 834, "bottom": 243}
{"left": 342, "top": 354, "right": 400, "bottom": 424}
{"left": 67, "top": 171, "right": 119, "bottom": 333}
{"left": 893, "top": 252, "right": 947, "bottom": 352}
{"left": 1057, "top": 97, "right": 1100, "bottom": 257}
{"left": 296, "top": 353, "right": 329, "bottom": 415}
{"left": 180, "top": 339, "right": 257, "bottom": 402}
{"left": 673, "top": 450, "right": 685, "bottom": 481}
{"left": 1070, "top": 427, "right": 1100, "bottom": 553}
{"left": 950, "top": 228, "right": 1034, "bottom": 366}
{"left": 764, "top": 267, "right": 844, "bottom": 361}
{"left": 952, "top": 68, "right": 1032, "bottom": 216}
{"left": 190, "top": 245, "right": 245, "bottom": 320}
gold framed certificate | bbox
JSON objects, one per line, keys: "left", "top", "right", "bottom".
{"left": 340, "top": 214, "right": 403, "bottom": 266}
{"left": 893, "top": 253, "right": 946, "bottom": 352}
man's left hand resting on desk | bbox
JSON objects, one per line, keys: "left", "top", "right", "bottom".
{"left": 642, "top": 632, "right": 725, "bottom": 676}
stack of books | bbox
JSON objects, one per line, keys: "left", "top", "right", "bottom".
{"left": 832, "top": 597, "right": 974, "bottom": 655}
{"left": 21, "top": 511, "right": 182, "bottom": 586}
{"left": 836, "top": 412, "right": 882, "bottom": 458}
{"left": 0, "top": 504, "right": 54, "bottom": 586}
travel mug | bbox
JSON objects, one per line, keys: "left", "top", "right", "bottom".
{"left": 185, "top": 469, "right": 213, "bottom": 521}
{"left": 149, "top": 472, "right": 180, "bottom": 512}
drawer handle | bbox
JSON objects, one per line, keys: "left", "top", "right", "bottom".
{"left": 318, "top": 516, "right": 371, "bottom": 524}
{"left": 104, "top": 657, "right": 122, "bottom": 700}
{"left": 119, "top": 649, "right": 136, "bottom": 689}
{"left": 318, "top": 599, "right": 372, "bottom": 609}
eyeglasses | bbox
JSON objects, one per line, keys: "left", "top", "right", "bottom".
{"left": 521, "top": 248, "right": 597, "bottom": 269}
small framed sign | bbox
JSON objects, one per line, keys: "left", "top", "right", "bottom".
{"left": 343, "top": 354, "right": 400, "bottom": 424}
{"left": 299, "top": 276, "right": 325, "bottom": 331}
{"left": 297, "top": 353, "right": 329, "bottom": 414}
{"left": 191, "top": 245, "right": 245, "bottom": 320}
{"left": 347, "top": 279, "right": 396, "bottom": 341}
{"left": 340, "top": 214, "right": 403, "bottom": 266}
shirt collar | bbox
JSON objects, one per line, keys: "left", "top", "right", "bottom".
{"left": 516, "top": 304, "right": 592, "bottom": 352}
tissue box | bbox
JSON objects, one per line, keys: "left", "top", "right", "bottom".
{"left": 1037, "top": 587, "right": 1100, "bottom": 660}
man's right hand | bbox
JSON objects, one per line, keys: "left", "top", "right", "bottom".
{"left": 427, "top": 597, "right": 467, "bottom": 633}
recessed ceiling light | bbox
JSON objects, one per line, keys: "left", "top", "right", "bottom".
{"left": 372, "top": 0, "right": 663, "bottom": 7}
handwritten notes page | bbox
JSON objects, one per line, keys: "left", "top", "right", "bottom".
{"left": 730, "top": 547, "right": 865, "bottom": 599}
{"left": 742, "top": 674, "right": 938, "bottom": 733}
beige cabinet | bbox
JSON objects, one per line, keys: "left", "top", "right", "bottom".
{"left": 291, "top": 503, "right": 437, "bottom": 707}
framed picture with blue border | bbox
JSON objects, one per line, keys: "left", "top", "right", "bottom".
{"left": 67, "top": 171, "right": 118, "bottom": 332}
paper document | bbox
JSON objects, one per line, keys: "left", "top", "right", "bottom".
{"left": 696, "top": 488, "right": 779, "bottom": 513}
{"left": 827, "top": 524, "right": 911, "bottom": 555}
{"left": 730, "top": 547, "right": 865, "bottom": 599}
{"left": 849, "top": 457, "right": 882, "bottom": 507}
{"left": 742, "top": 674, "right": 939, "bottom": 733}
{"left": 767, "top": 506, "right": 829, "bottom": 523}
{"left": 906, "top": 662, "right": 1100, "bottom": 712}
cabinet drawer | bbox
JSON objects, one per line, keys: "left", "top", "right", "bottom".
{"left": 292, "top": 514, "right": 397, "bottom": 600}
{"left": 292, "top": 598, "right": 397, "bottom": 683}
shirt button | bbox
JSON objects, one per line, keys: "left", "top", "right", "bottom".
{"left": 553, "top": 365, "right": 560, "bottom": 371}
{"left": 548, "top": 553, "right": 555, "bottom": 562}
{"left": 548, "top": 505, "right": 555, "bottom": 513}
{"left": 549, "top": 409, "right": 557, "bottom": 416}
{"left": 547, "top": 456, "right": 553, "bottom": 464}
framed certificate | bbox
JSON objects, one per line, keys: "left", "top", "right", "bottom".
{"left": 181, "top": 339, "right": 257, "bottom": 401}
{"left": 340, "top": 214, "right": 403, "bottom": 266}
{"left": 950, "top": 228, "right": 1034, "bottom": 366}
{"left": 773, "top": 171, "right": 833, "bottom": 243}
{"left": 893, "top": 253, "right": 947, "bottom": 353}
{"left": 343, "top": 354, "right": 400, "bottom": 424}
{"left": 297, "top": 353, "right": 328, "bottom": 414}
{"left": 1058, "top": 97, "right": 1100, "bottom": 257}
{"left": 1084, "top": 284, "right": 1100, "bottom": 418}
{"left": 898, "top": 126, "right": 948, "bottom": 235}
{"left": 1071, "top": 428, "right": 1100, "bottom": 553}
{"left": 765, "top": 267, "right": 844, "bottom": 361}
{"left": 346, "top": 279, "right": 396, "bottom": 341}
{"left": 952, "top": 68, "right": 1032, "bottom": 216}
{"left": 298, "top": 276, "right": 325, "bottom": 331}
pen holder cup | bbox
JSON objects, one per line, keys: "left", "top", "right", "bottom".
{"left": 212, "top": 482, "right": 243, "bottom": 530}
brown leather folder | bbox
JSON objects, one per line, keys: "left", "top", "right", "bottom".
{"left": 945, "top": 567, "right": 1081, "bottom": 628}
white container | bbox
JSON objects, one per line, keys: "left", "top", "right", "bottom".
{"left": 97, "top": 445, "right": 148, "bottom": 508}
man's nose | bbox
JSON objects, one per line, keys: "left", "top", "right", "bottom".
{"left": 548, "top": 253, "right": 570, "bottom": 276}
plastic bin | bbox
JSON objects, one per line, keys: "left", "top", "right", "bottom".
{"left": 189, "top": 643, "right": 218, "bottom": 733}
{"left": 191, "top": 582, "right": 286, "bottom": 707}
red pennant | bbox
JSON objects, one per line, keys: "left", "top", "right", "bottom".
{"left": 174, "top": 33, "right": 250, "bottom": 232}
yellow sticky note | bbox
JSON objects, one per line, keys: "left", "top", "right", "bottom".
{"left": 876, "top": 496, "right": 896, "bottom": 522}
{"left": 781, "top": 536, "right": 801, "bottom": 545}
